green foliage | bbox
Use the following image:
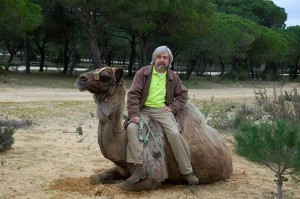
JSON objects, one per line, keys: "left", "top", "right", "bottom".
{"left": 234, "top": 119, "right": 300, "bottom": 175}
{"left": 0, "top": 0, "right": 43, "bottom": 37}
{"left": 0, "top": 0, "right": 299, "bottom": 79}
{"left": 250, "top": 27, "right": 290, "bottom": 64}
{"left": 0, "top": 126, "right": 15, "bottom": 153}
{"left": 188, "top": 12, "right": 261, "bottom": 78}
{"left": 212, "top": 0, "right": 287, "bottom": 28}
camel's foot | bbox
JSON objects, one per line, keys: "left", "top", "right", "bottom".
{"left": 90, "top": 173, "right": 106, "bottom": 185}
{"left": 120, "top": 178, "right": 161, "bottom": 192}
{"left": 90, "top": 173, "right": 126, "bottom": 185}
{"left": 90, "top": 166, "right": 129, "bottom": 185}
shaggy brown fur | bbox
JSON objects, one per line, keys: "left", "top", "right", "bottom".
{"left": 76, "top": 67, "right": 233, "bottom": 191}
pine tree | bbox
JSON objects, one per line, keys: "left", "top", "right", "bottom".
{"left": 234, "top": 120, "right": 300, "bottom": 199}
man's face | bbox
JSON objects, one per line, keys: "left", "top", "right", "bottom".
{"left": 154, "top": 51, "right": 169, "bottom": 71}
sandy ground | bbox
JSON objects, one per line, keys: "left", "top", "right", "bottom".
{"left": 0, "top": 84, "right": 300, "bottom": 199}
{"left": 1, "top": 85, "right": 296, "bottom": 102}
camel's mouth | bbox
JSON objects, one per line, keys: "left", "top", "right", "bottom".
{"left": 78, "top": 87, "right": 87, "bottom": 92}
{"left": 75, "top": 80, "right": 87, "bottom": 92}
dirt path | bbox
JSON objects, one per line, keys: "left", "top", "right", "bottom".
{"left": 0, "top": 85, "right": 299, "bottom": 199}
{"left": 0, "top": 87, "right": 285, "bottom": 102}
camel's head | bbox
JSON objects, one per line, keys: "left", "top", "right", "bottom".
{"left": 76, "top": 67, "right": 124, "bottom": 94}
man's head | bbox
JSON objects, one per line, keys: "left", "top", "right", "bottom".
{"left": 151, "top": 46, "right": 173, "bottom": 70}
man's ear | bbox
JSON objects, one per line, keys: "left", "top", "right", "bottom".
{"left": 113, "top": 67, "right": 124, "bottom": 85}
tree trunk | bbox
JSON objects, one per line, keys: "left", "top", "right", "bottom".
{"left": 24, "top": 33, "right": 30, "bottom": 74}
{"left": 66, "top": 30, "right": 79, "bottom": 77}
{"left": 271, "top": 62, "right": 278, "bottom": 80}
{"left": 39, "top": 48, "right": 45, "bottom": 72}
{"left": 90, "top": 35, "right": 101, "bottom": 68}
{"left": 262, "top": 63, "right": 270, "bottom": 80}
{"left": 81, "top": 8, "right": 102, "bottom": 69}
{"left": 276, "top": 175, "right": 283, "bottom": 199}
{"left": 186, "top": 58, "right": 196, "bottom": 80}
{"left": 199, "top": 57, "right": 207, "bottom": 76}
{"left": 67, "top": 46, "right": 79, "bottom": 77}
{"left": 63, "top": 39, "right": 69, "bottom": 75}
{"left": 249, "top": 58, "right": 255, "bottom": 78}
{"left": 87, "top": 11, "right": 101, "bottom": 69}
{"left": 8, "top": 54, "right": 13, "bottom": 63}
{"left": 138, "top": 33, "right": 147, "bottom": 67}
{"left": 220, "top": 57, "right": 225, "bottom": 79}
{"left": 262, "top": 62, "right": 278, "bottom": 80}
{"left": 292, "top": 54, "right": 299, "bottom": 79}
{"left": 128, "top": 37, "right": 136, "bottom": 77}
{"left": 231, "top": 57, "right": 241, "bottom": 79}
{"left": 5, "top": 53, "right": 14, "bottom": 71}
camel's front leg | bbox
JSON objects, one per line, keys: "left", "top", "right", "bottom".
{"left": 90, "top": 165, "right": 130, "bottom": 184}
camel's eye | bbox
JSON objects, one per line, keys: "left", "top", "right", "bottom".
{"left": 100, "top": 75, "right": 111, "bottom": 83}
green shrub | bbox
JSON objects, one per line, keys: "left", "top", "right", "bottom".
{"left": 234, "top": 120, "right": 300, "bottom": 199}
{"left": 0, "top": 126, "right": 15, "bottom": 153}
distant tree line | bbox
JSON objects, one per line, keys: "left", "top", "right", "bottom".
{"left": 0, "top": 0, "right": 299, "bottom": 80}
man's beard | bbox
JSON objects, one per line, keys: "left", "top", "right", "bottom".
{"left": 156, "top": 64, "right": 167, "bottom": 71}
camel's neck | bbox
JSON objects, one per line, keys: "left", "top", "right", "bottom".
{"left": 94, "top": 85, "right": 127, "bottom": 162}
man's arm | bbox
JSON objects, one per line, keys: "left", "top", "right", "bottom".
{"left": 127, "top": 70, "right": 144, "bottom": 118}
{"left": 168, "top": 77, "right": 188, "bottom": 114}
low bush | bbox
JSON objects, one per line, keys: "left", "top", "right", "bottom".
{"left": 0, "top": 126, "right": 14, "bottom": 153}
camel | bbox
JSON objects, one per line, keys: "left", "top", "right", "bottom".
{"left": 76, "top": 66, "right": 233, "bottom": 191}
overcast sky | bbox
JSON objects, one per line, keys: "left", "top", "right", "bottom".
{"left": 272, "top": 0, "right": 300, "bottom": 27}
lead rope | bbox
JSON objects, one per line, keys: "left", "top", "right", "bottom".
{"left": 138, "top": 116, "right": 164, "bottom": 158}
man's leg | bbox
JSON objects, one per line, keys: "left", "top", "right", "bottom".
{"left": 126, "top": 122, "right": 147, "bottom": 183}
{"left": 142, "top": 107, "right": 199, "bottom": 185}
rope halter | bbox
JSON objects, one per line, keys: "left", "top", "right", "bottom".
{"left": 94, "top": 67, "right": 108, "bottom": 81}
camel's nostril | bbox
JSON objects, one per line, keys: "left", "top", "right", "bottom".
{"left": 79, "top": 75, "right": 88, "bottom": 81}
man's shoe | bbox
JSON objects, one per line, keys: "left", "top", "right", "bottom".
{"left": 185, "top": 172, "right": 199, "bottom": 185}
{"left": 126, "top": 164, "right": 147, "bottom": 183}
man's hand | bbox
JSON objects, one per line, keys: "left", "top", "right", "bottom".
{"left": 130, "top": 116, "right": 140, "bottom": 124}
{"left": 161, "top": 106, "right": 172, "bottom": 113}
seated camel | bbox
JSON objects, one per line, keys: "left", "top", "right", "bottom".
{"left": 76, "top": 67, "right": 233, "bottom": 191}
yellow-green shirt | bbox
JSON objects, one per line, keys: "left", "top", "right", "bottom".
{"left": 144, "top": 67, "right": 167, "bottom": 108}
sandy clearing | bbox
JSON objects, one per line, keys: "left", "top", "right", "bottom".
{"left": 0, "top": 84, "right": 299, "bottom": 199}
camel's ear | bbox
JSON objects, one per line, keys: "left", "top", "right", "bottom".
{"left": 114, "top": 67, "right": 124, "bottom": 84}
